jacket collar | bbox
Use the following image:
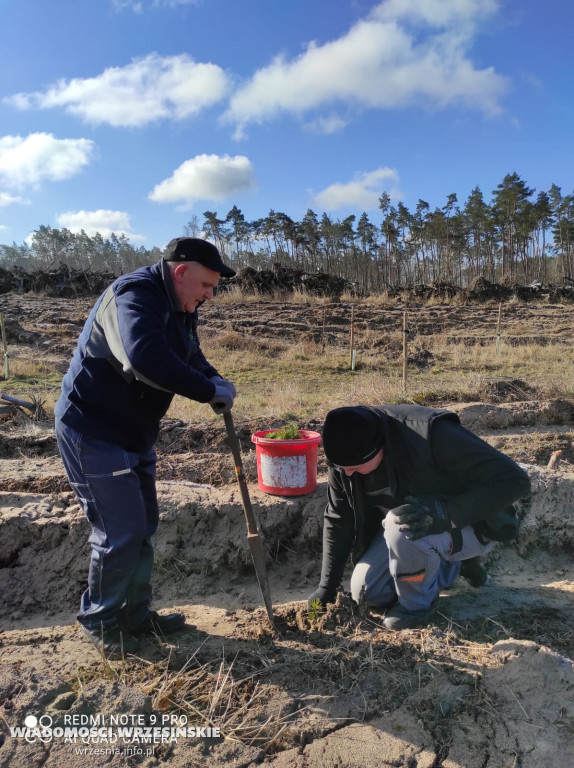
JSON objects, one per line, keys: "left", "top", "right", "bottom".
{"left": 160, "top": 258, "right": 184, "bottom": 312}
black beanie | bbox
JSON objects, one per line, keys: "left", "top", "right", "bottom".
{"left": 322, "top": 406, "right": 383, "bottom": 466}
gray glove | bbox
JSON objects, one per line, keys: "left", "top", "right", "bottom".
{"left": 209, "top": 382, "right": 234, "bottom": 415}
{"left": 211, "top": 375, "right": 237, "bottom": 398}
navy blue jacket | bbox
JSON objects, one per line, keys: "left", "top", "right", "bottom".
{"left": 55, "top": 260, "right": 220, "bottom": 451}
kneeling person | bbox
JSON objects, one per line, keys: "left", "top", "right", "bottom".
{"left": 309, "top": 405, "right": 530, "bottom": 630}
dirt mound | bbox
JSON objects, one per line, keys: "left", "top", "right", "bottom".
{"left": 452, "top": 399, "right": 574, "bottom": 429}
{"left": 2, "top": 264, "right": 574, "bottom": 303}
{"left": 383, "top": 277, "right": 574, "bottom": 303}
{"left": 0, "top": 482, "right": 326, "bottom": 622}
{"left": 1, "top": 464, "right": 573, "bottom": 620}
{"left": 225, "top": 264, "right": 352, "bottom": 298}
{"left": 517, "top": 465, "right": 574, "bottom": 553}
{"left": 0, "top": 264, "right": 116, "bottom": 298}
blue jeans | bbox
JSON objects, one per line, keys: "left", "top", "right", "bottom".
{"left": 351, "top": 512, "right": 496, "bottom": 612}
{"left": 56, "top": 421, "right": 159, "bottom": 631}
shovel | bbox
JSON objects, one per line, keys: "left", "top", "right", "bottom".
{"left": 223, "top": 410, "right": 275, "bottom": 626}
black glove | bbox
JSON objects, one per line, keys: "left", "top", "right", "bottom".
{"left": 393, "top": 496, "right": 451, "bottom": 540}
{"left": 209, "top": 382, "right": 234, "bottom": 415}
{"left": 307, "top": 587, "right": 335, "bottom": 611}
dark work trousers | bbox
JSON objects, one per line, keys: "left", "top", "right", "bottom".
{"left": 55, "top": 420, "right": 159, "bottom": 632}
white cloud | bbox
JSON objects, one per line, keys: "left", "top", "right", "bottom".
{"left": 304, "top": 114, "right": 350, "bottom": 135}
{"left": 313, "top": 167, "right": 400, "bottom": 211}
{"left": 113, "top": 0, "right": 200, "bottom": 10}
{"left": 6, "top": 54, "right": 230, "bottom": 128}
{"left": 112, "top": 0, "right": 143, "bottom": 11}
{"left": 0, "top": 191, "right": 27, "bottom": 207}
{"left": 56, "top": 209, "right": 145, "bottom": 241}
{"left": 224, "top": 0, "right": 506, "bottom": 131}
{"left": 153, "top": 0, "right": 202, "bottom": 7}
{"left": 149, "top": 154, "right": 255, "bottom": 205}
{"left": 0, "top": 133, "right": 95, "bottom": 189}
{"left": 373, "top": 0, "right": 499, "bottom": 27}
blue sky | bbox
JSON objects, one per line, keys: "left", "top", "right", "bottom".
{"left": 1, "top": 0, "right": 573, "bottom": 249}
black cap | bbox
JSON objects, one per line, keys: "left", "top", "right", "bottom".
{"left": 163, "top": 237, "right": 236, "bottom": 277}
{"left": 322, "top": 406, "right": 383, "bottom": 466}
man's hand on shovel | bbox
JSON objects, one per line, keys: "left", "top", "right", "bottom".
{"left": 222, "top": 410, "right": 275, "bottom": 627}
{"left": 209, "top": 379, "right": 235, "bottom": 415}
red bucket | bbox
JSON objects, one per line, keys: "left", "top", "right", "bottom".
{"left": 251, "top": 430, "right": 322, "bottom": 496}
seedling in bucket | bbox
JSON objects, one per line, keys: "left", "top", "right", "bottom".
{"left": 264, "top": 423, "right": 302, "bottom": 440}
{"left": 252, "top": 427, "right": 322, "bottom": 496}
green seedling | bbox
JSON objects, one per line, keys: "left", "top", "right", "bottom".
{"left": 308, "top": 598, "right": 325, "bottom": 623}
{"left": 266, "top": 423, "right": 302, "bottom": 440}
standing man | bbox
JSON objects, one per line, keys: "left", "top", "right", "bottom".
{"left": 55, "top": 237, "right": 237, "bottom": 657}
{"left": 310, "top": 405, "right": 530, "bottom": 630}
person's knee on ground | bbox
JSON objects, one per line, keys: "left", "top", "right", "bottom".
{"left": 350, "top": 569, "right": 397, "bottom": 608}
{"left": 350, "top": 556, "right": 397, "bottom": 608}
{"left": 350, "top": 562, "right": 375, "bottom": 604}
{"left": 348, "top": 528, "right": 397, "bottom": 607}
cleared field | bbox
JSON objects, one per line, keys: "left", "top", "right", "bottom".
{"left": 0, "top": 290, "right": 573, "bottom": 768}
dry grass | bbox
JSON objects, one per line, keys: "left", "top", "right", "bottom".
{"left": 0, "top": 352, "right": 62, "bottom": 415}
{"left": 168, "top": 321, "right": 574, "bottom": 427}
{"left": 216, "top": 286, "right": 331, "bottom": 306}
{"left": 3, "top": 296, "right": 573, "bottom": 425}
{"left": 215, "top": 286, "right": 261, "bottom": 304}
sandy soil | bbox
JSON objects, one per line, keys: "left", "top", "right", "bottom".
{"left": 1, "top": 293, "right": 573, "bottom": 768}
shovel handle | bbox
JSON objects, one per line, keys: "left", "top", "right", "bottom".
{"left": 223, "top": 410, "right": 275, "bottom": 626}
{"left": 223, "top": 411, "right": 258, "bottom": 536}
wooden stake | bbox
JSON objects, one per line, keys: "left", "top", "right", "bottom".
{"left": 321, "top": 305, "right": 326, "bottom": 354}
{"left": 0, "top": 314, "right": 8, "bottom": 379}
{"left": 547, "top": 450, "right": 562, "bottom": 470}
{"left": 495, "top": 302, "right": 502, "bottom": 354}
{"left": 349, "top": 304, "right": 355, "bottom": 368}
{"left": 402, "top": 310, "right": 408, "bottom": 391}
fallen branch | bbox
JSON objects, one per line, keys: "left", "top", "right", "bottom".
{"left": 1, "top": 393, "right": 36, "bottom": 410}
{"left": 0, "top": 392, "right": 47, "bottom": 420}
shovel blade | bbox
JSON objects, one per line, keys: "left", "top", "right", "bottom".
{"left": 247, "top": 533, "right": 275, "bottom": 626}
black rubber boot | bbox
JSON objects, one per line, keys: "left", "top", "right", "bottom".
{"left": 460, "top": 556, "right": 489, "bottom": 587}
{"left": 128, "top": 611, "right": 187, "bottom": 637}
{"left": 383, "top": 596, "right": 440, "bottom": 630}
{"left": 80, "top": 624, "right": 141, "bottom": 659}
